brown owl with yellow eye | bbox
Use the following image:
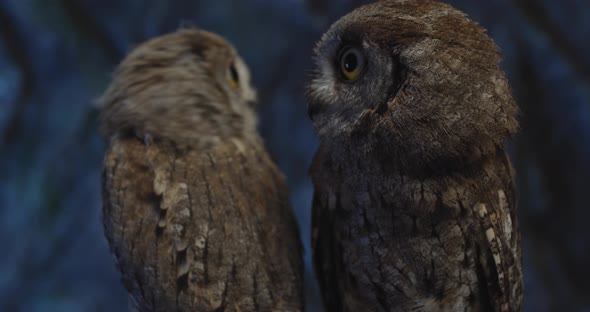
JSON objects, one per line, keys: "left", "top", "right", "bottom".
{"left": 307, "top": 1, "right": 523, "bottom": 311}
{"left": 100, "top": 29, "right": 303, "bottom": 312}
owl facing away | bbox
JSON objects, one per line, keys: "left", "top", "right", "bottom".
{"left": 307, "top": 1, "right": 523, "bottom": 311}
{"left": 99, "top": 29, "right": 303, "bottom": 311}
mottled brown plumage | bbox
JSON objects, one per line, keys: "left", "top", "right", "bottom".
{"left": 100, "top": 29, "right": 303, "bottom": 311}
{"left": 307, "top": 1, "right": 523, "bottom": 311}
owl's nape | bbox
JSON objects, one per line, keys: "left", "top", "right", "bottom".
{"left": 100, "top": 29, "right": 303, "bottom": 311}
{"left": 308, "top": 1, "right": 523, "bottom": 312}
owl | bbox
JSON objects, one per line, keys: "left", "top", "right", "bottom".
{"left": 307, "top": 1, "right": 523, "bottom": 311}
{"left": 99, "top": 29, "right": 303, "bottom": 311}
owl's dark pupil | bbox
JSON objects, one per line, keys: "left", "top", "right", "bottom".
{"left": 343, "top": 52, "right": 358, "bottom": 72}
{"left": 230, "top": 64, "right": 239, "bottom": 82}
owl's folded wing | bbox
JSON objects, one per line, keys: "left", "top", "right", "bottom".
{"left": 473, "top": 154, "right": 523, "bottom": 312}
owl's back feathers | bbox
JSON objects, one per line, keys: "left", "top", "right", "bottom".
{"left": 103, "top": 135, "right": 303, "bottom": 311}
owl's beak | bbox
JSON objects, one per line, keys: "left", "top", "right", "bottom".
{"left": 373, "top": 99, "right": 389, "bottom": 115}
{"left": 307, "top": 101, "right": 325, "bottom": 121}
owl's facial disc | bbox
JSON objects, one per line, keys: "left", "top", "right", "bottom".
{"left": 307, "top": 34, "right": 401, "bottom": 140}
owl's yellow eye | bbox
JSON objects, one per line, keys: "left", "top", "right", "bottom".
{"left": 229, "top": 63, "right": 239, "bottom": 88}
{"left": 339, "top": 47, "right": 365, "bottom": 81}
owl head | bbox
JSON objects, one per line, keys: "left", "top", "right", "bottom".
{"left": 99, "top": 28, "right": 257, "bottom": 147}
{"left": 307, "top": 0, "right": 518, "bottom": 171}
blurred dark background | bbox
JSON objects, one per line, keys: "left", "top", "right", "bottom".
{"left": 0, "top": 0, "right": 588, "bottom": 311}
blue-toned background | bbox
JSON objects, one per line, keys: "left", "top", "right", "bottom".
{"left": 1, "top": 0, "right": 588, "bottom": 311}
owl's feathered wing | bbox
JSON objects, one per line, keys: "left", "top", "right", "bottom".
{"left": 469, "top": 151, "right": 523, "bottom": 312}
{"left": 311, "top": 145, "right": 346, "bottom": 312}
{"left": 311, "top": 191, "right": 343, "bottom": 312}
{"left": 311, "top": 146, "right": 523, "bottom": 312}
{"left": 102, "top": 137, "right": 303, "bottom": 312}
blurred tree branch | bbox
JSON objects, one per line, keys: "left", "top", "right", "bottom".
{"left": 514, "top": 38, "right": 589, "bottom": 310}
{"left": 0, "top": 3, "right": 34, "bottom": 146}
{"left": 62, "top": 0, "right": 121, "bottom": 63}
{"left": 513, "top": 0, "right": 590, "bottom": 82}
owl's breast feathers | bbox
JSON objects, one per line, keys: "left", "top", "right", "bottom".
{"left": 102, "top": 137, "right": 303, "bottom": 311}
{"left": 311, "top": 145, "right": 523, "bottom": 312}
